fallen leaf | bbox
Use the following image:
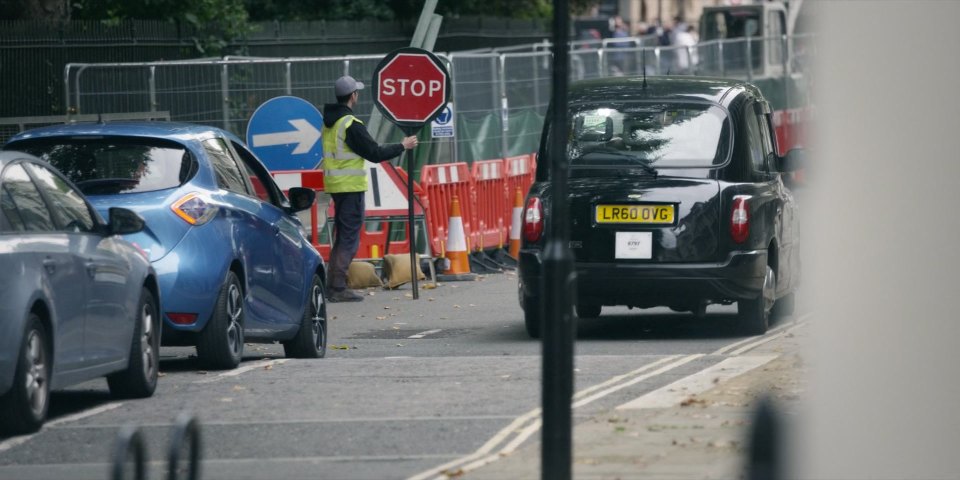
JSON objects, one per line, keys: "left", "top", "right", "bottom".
{"left": 469, "top": 304, "right": 477, "bottom": 307}
{"left": 219, "top": 397, "right": 233, "bottom": 402}
{"left": 453, "top": 305, "right": 461, "bottom": 309}
{"left": 405, "top": 293, "right": 413, "bottom": 298}
{"left": 396, "top": 343, "right": 405, "bottom": 347}
{"left": 500, "top": 374, "right": 511, "bottom": 379}
{"left": 428, "top": 298, "right": 435, "bottom": 302}
{"left": 376, "top": 316, "right": 387, "bottom": 320}
{"left": 232, "top": 385, "right": 247, "bottom": 391}
{"left": 330, "top": 344, "right": 350, "bottom": 350}
{"left": 423, "top": 284, "right": 437, "bottom": 290}
{"left": 158, "top": 372, "right": 167, "bottom": 377}
{"left": 384, "top": 306, "right": 391, "bottom": 310}
{"left": 263, "top": 364, "right": 273, "bottom": 370}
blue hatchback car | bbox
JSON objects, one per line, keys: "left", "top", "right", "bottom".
{"left": 6, "top": 122, "right": 327, "bottom": 369}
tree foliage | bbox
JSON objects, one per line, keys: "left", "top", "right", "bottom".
{"left": 72, "top": 0, "right": 253, "bottom": 54}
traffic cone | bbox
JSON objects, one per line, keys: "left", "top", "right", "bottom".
{"left": 443, "top": 195, "right": 471, "bottom": 275}
{"left": 508, "top": 187, "right": 523, "bottom": 259}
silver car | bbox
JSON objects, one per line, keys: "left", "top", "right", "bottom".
{"left": 0, "top": 151, "right": 160, "bottom": 435}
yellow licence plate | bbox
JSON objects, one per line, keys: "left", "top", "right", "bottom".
{"left": 595, "top": 204, "right": 675, "bottom": 224}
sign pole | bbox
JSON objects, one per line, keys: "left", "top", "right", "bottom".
{"left": 371, "top": 47, "right": 451, "bottom": 301}
{"left": 404, "top": 130, "right": 420, "bottom": 300}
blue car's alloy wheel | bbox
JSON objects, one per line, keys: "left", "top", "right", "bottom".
{"left": 284, "top": 274, "right": 327, "bottom": 359}
{"left": 198, "top": 271, "right": 245, "bottom": 369}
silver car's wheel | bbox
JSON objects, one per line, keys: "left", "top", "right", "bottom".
{"left": 0, "top": 315, "right": 50, "bottom": 434}
{"left": 108, "top": 288, "right": 160, "bottom": 399}
{"left": 24, "top": 330, "right": 48, "bottom": 418}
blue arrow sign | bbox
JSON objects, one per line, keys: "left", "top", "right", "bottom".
{"left": 246, "top": 96, "right": 324, "bottom": 171}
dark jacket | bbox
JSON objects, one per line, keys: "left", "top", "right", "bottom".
{"left": 322, "top": 103, "right": 405, "bottom": 163}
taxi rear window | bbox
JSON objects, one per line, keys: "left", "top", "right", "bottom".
{"left": 568, "top": 101, "right": 731, "bottom": 174}
{"left": 8, "top": 136, "right": 196, "bottom": 195}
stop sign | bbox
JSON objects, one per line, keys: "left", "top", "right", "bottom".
{"left": 373, "top": 48, "right": 451, "bottom": 131}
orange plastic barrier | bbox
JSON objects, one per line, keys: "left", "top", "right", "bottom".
{"left": 269, "top": 169, "right": 326, "bottom": 255}
{"left": 420, "top": 163, "right": 474, "bottom": 257}
{"left": 470, "top": 159, "right": 508, "bottom": 251}
{"left": 505, "top": 154, "right": 537, "bottom": 208}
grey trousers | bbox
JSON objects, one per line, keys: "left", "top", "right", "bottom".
{"left": 327, "top": 191, "right": 365, "bottom": 291}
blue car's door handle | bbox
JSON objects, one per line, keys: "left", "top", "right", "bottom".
{"left": 42, "top": 257, "right": 56, "bottom": 274}
{"left": 272, "top": 224, "right": 280, "bottom": 235}
{"left": 84, "top": 260, "right": 96, "bottom": 277}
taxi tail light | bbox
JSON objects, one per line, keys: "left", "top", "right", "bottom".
{"left": 171, "top": 193, "right": 218, "bottom": 226}
{"left": 730, "top": 195, "right": 750, "bottom": 244}
{"left": 522, "top": 197, "right": 544, "bottom": 243}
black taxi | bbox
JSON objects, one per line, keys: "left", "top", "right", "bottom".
{"left": 518, "top": 76, "right": 802, "bottom": 337}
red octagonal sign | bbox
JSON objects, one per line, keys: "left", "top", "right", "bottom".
{"left": 373, "top": 48, "right": 450, "bottom": 130}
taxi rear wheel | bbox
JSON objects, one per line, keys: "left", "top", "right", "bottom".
{"left": 522, "top": 294, "right": 541, "bottom": 339}
{"left": 738, "top": 264, "right": 775, "bottom": 335}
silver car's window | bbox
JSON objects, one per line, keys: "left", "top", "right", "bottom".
{"left": 25, "top": 163, "right": 96, "bottom": 233}
{"left": 0, "top": 163, "right": 55, "bottom": 232}
{"left": 568, "top": 102, "right": 731, "bottom": 172}
{"left": 13, "top": 137, "right": 194, "bottom": 195}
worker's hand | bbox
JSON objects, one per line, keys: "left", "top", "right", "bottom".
{"left": 401, "top": 136, "right": 418, "bottom": 150}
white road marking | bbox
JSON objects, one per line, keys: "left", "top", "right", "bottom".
{"left": 193, "top": 359, "right": 288, "bottom": 384}
{"left": 408, "top": 329, "right": 443, "bottom": 339}
{"left": 0, "top": 402, "right": 123, "bottom": 453}
{"left": 407, "top": 354, "right": 703, "bottom": 480}
{"left": 727, "top": 321, "right": 808, "bottom": 357}
{"left": 711, "top": 312, "right": 812, "bottom": 356}
{"left": 616, "top": 355, "right": 779, "bottom": 410}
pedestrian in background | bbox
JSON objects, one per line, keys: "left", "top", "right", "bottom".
{"left": 321, "top": 75, "right": 417, "bottom": 302}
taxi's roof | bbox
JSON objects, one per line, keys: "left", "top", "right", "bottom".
{"left": 569, "top": 75, "right": 756, "bottom": 107}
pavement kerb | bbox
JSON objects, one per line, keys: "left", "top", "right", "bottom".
{"left": 456, "top": 320, "right": 808, "bottom": 480}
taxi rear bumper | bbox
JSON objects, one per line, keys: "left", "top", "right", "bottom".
{"left": 518, "top": 248, "right": 767, "bottom": 306}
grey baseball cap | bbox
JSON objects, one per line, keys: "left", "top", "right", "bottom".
{"left": 334, "top": 75, "right": 364, "bottom": 97}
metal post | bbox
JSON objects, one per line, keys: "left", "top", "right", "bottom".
{"left": 746, "top": 37, "right": 754, "bottom": 82}
{"left": 532, "top": 53, "right": 541, "bottom": 114}
{"left": 221, "top": 63, "right": 230, "bottom": 130}
{"left": 719, "top": 41, "right": 726, "bottom": 78}
{"left": 654, "top": 47, "right": 662, "bottom": 75}
{"left": 285, "top": 62, "right": 292, "bottom": 95}
{"left": 149, "top": 66, "right": 157, "bottom": 113}
{"left": 499, "top": 54, "right": 509, "bottom": 159}
{"left": 63, "top": 64, "right": 72, "bottom": 116}
{"left": 542, "top": 0, "right": 574, "bottom": 479}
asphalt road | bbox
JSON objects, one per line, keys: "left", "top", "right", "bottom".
{"left": 0, "top": 270, "right": 803, "bottom": 480}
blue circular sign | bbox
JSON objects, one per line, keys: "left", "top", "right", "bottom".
{"left": 246, "top": 96, "right": 324, "bottom": 171}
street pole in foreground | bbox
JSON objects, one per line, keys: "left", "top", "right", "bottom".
{"left": 541, "top": 0, "right": 574, "bottom": 479}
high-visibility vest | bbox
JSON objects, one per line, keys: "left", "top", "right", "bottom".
{"left": 321, "top": 115, "right": 366, "bottom": 193}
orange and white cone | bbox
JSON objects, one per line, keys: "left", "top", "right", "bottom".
{"left": 508, "top": 187, "right": 523, "bottom": 259}
{"left": 443, "top": 195, "right": 471, "bottom": 275}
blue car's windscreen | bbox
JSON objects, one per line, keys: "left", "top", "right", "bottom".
{"left": 568, "top": 102, "right": 731, "bottom": 174}
{"left": 11, "top": 137, "right": 196, "bottom": 195}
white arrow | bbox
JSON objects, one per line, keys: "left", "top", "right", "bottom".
{"left": 251, "top": 119, "right": 321, "bottom": 154}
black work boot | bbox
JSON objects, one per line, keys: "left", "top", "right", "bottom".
{"left": 327, "top": 288, "right": 364, "bottom": 303}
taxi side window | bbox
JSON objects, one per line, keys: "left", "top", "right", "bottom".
{"left": 0, "top": 164, "right": 56, "bottom": 233}
{"left": 204, "top": 138, "right": 250, "bottom": 195}
{"left": 24, "top": 163, "right": 96, "bottom": 233}
{"left": 742, "top": 104, "right": 767, "bottom": 173}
